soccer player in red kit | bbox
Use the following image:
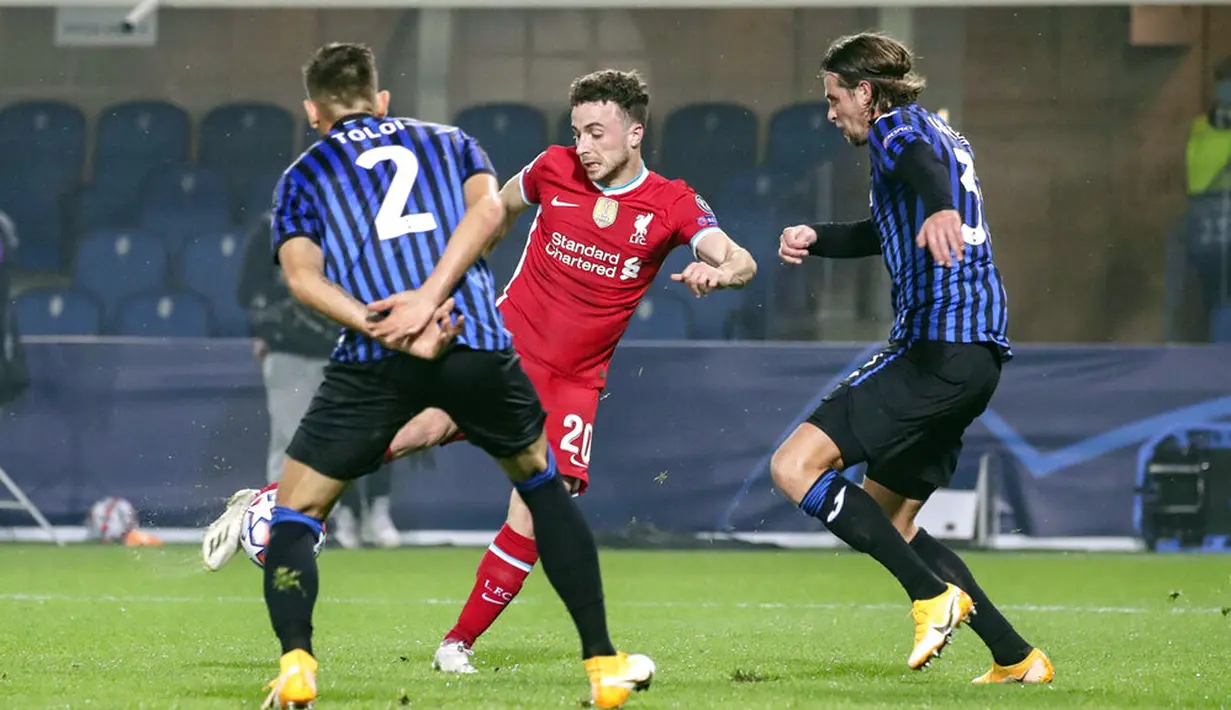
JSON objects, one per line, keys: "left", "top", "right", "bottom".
{"left": 386, "top": 69, "right": 758, "bottom": 674}
{"left": 201, "top": 69, "right": 756, "bottom": 679}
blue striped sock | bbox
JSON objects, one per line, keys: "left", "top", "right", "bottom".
{"left": 514, "top": 449, "right": 559, "bottom": 494}
{"left": 271, "top": 506, "right": 325, "bottom": 536}
{"left": 799, "top": 470, "right": 840, "bottom": 517}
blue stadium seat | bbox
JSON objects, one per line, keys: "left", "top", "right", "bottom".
{"left": 488, "top": 210, "right": 534, "bottom": 294}
{"left": 0, "top": 176, "right": 63, "bottom": 271}
{"left": 1212, "top": 306, "right": 1231, "bottom": 343}
{"left": 555, "top": 111, "right": 574, "bottom": 147}
{"left": 624, "top": 292, "right": 691, "bottom": 340}
{"left": 454, "top": 103, "right": 547, "bottom": 182}
{"left": 115, "top": 290, "right": 211, "bottom": 337}
{"left": 14, "top": 288, "right": 102, "bottom": 336}
{"left": 73, "top": 229, "right": 168, "bottom": 318}
{"left": 234, "top": 166, "right": 284, "bottom": 225}
{"left": 690, "top": 288, "right": 743, "bottom": 340}
{"left": 658, "top": 102, "right": 758, "bottom": 199}
{"left": 180, "top": 232, "right": 250, "bottom": 336}
{"left": 765, "top": 102, "right": 846, "bottom": 175}
{"left": 718, "top": 169, "right": 814, "bottom": 218}
{"left": 0, "top": 101, "right": 86, "bottom": 195}
{"left": 200, "top": 102, "right": 295, "bottom": 188}
{"left": 93, "top": 101, "right": 190, "bottom": 199}
{"left": 139, "top": 164, "right": 232, "bottom": 253}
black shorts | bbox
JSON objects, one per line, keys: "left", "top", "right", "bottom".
{"left": 808, "top": 341, "right": 1002, "bottom": 500}
{"left": 286, "top": 346, "right": 546, "bottom": 481}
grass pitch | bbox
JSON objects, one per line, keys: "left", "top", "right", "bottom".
{"left": 1, "top": 545, "right": 1228, "bottom": 709}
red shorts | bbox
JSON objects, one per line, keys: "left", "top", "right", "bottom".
{"left": 444, "top": 355, "right": 601, "bottom": 494}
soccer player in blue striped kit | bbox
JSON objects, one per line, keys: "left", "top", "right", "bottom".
{"left": 775, "top": 33, "right": 1053, "bottom": 683}
{"left": 258, "top": 43, "right": 652, "bottom": 708}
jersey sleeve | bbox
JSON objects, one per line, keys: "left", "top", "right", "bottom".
{"left": 456, "top": 130, "right": 496, "bottom": 182}
{"left": 869, "top": 111, "right": 933, "bottom": 175}
{"left": 666, "top": 188, "right": 722, "bottom": 256}
{"left": 270, "top": 172, "right": 321, "bottom": 263}
{"left": 517, "top": 150, "right": 549, "bottom": 206}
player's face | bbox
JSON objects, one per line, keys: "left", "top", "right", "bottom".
{"left": 571, "top": 101, "right": 642, "bottom": 185}
{"left": 824, "top": 73, "right": 872, "bottom": 146}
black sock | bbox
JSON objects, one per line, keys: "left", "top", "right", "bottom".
{"left": 910, "top": 529, "right": 1033, "bottom": 666}
{"left": 514, "top": 451, "right": 616, "bottom": 659}
{"left": 264, "top": 507, "right": 323, "bottom": 656}
{"left": 799, "top": 471, "right": 947, "bottom": 601}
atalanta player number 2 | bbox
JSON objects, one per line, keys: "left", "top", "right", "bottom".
{"left": 355, "top": 145, "right": 441, "bottom": 241}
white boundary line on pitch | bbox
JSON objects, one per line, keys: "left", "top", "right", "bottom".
{"left": 0, "top": 526, "right": 1150, "bottom": 552}
{"left": 0, "top": 593, "right": 1222, "bottom": 616}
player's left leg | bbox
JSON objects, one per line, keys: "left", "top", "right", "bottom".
{"left": 260, "top": 358, "right": 421, "bottom": 709}
{"left": 436, "top": 367, "right": 597, "bottom": 673}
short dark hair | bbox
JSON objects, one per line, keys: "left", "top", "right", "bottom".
{"left": 821, "top": 33, "right": 926, "bottom": 113}
{"left": 569, "top": 70, "right": 650, "bottom": 125}
{"left": 303, "top": 42, "right": 378, "bottom": 106}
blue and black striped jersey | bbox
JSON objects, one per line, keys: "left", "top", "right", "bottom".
{"left": 271, "top": 113, "right": 511, "bottom": 362}
{"left": 868, "top": 104, "right": 1010, "bottom": 353}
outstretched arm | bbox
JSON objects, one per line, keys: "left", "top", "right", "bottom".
{"left": 779, "top": 221, "right": 881, "bottom": 264}
{"left": 671, "top": 229, "right": 757, "bottom": 298}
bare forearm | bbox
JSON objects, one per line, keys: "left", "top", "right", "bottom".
{"left": 422, "top": 198, "right": 504, "bottom": 304}
{"left": 719, "top": 247, "right": 757, "bottom": 289}
{"left": 288, "top": 273, "right": 371, "bottom": 333}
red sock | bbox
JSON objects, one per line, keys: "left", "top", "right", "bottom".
{"left": 444, "top": 523, "right": 538, "bottom": 647}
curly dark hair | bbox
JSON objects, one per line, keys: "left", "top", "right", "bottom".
{"left": 303, "top": 42, "right": 378, "bottom": 106}
{"left": 821, "top": 33, "right": 927, "bottom": 114}
{"left": 568, "top": 69, "right": 650, "bottom": 125}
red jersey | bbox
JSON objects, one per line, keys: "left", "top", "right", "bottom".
{"left": 497, "top": 145, "right": 722, "bottom": 388}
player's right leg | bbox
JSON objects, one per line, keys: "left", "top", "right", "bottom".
{"left": 769, "top": 346, "right": 970, "bottom": 670}
{"left": 434, "top": 347, "right": 651, "bottom": 708}
{"left": 260, "top": 358, "right": 419, "bottom": 709}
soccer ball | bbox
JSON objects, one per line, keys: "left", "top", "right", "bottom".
{"left": 86, "top": 497, "right": 137, "bottom": 543}
{"left": 240, "top": 484, "right": 326, "bottom": 568}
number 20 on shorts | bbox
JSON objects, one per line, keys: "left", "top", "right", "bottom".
{"left": 559, "top": 413, "right": 593, "bottom": 467}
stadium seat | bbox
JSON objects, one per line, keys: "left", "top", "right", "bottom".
{"left": 0, "top": 176, "right": 63, "bottom": 271}
{"left": 454, "top": 103, "right": 547, "bottom": 182}
{"left": 115, "top": 290, "right": 212, "bottom": 338}
{"left": 488, "top": 210, "right": 535, "bottom": 294}
{"left": 0, "top": 100, "right": 86, "bottom": 195}
{"left": 658, "top": 102, "right": 758, "bottom": 199}
{"left": 180, "top": 232, "right": 250, "bottom": 336}
{"left": 234, "top": 166, "right": 284, "bottom": 225}
{"left": 93, "top": 101, "right": 190, "bottom": 200}
{"left": 200, "top": 102, "right": 295, "bottom": 189}
{"left": 73, "top": 229, "right": 168, "bottom": 318}
{"left": 14, "top": 287, "right": 102, "bottom": 336}
{"left": 718, "top": 168, "right": 815, "bottom": 218}
{"left": 554, "top": 111, "right": 574, "bottom": 147}
{"left": 765, "top": 102, "right": 847, "bottom": 175}
{"left": 1211, "top": 306, "right": 1231, "bottom": 343}
{"left": 624, "top": 292, "right": 691, "bottom": 340}
{"left": 138, "top": 164, "right": 232, "bottom": 254}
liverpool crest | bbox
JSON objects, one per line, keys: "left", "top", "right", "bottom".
{"left": 592, "top": 197, "right": 619, "bottom": 228}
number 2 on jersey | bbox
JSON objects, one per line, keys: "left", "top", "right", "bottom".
{"left": 355, "top": 145, "right": 439, "bottom": 241}
{"left": 951, "top": 148, "right": 988, "bottom": 246}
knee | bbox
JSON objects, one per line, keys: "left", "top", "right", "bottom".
{"left": 771, "top": 437, "right": 841, "bottom": 504}
{"left": 771, "top": 447, "right": 818, "bottom": 504}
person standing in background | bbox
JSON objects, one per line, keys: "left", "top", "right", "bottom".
{"left": 1187, "top": 57, "right": 1231, "bottom": 196}
{"left": 237, "top": 210, "right": 409, "bottom": 548}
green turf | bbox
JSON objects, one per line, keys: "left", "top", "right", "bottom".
{"left": 1, "top": 545, "right": 1229, "bottom": 709}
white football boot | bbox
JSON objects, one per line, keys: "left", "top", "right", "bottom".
{"left": 201, "top": 488, "right": 258, "bottom": 571}
{"left": 361, "top": 496, "right": 401, "bottom": 548}
{"left": 432, "top": 640, "right": 477, "bottom": 674}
